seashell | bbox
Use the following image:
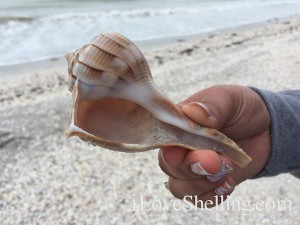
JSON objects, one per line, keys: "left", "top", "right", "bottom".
{"left": 64, "top": 32, "right": 252, "bottom": 168}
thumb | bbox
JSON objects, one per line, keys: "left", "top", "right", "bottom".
{"left": 182, "top": 102, "right": 219, "bottom": 128}
{"left": 179, "top": 85, "right": 243, "bottom": 130}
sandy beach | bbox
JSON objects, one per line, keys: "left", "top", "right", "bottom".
{"left": 1, "top": 15, "right": 300, "bottom": 224}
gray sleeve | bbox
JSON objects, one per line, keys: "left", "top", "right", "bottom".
{"left": 250, "top": 88, "right": 300, "bottom": 178}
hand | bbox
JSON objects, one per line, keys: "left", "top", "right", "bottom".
{"left": 158, "top": 85, "right": 271, "bottom": 207}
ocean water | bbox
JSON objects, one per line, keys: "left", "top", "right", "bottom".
{"left": 1, "top": 0, "right": 300, "bottom": 66}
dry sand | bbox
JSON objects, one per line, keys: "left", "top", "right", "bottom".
{"left": 1, "top": 15, "right": 300, "bottom": 225}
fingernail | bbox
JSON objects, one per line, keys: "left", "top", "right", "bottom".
{"left": 186, "top": 102, "right": 214, "bottom": 118}
{"left": 215, "top": 181, "right": 233, "bottom": 195}
{"left": 160, "top": 150, "right": 167, "bottom": 164}
{"left": 207, "top": 159, "right": 233, "bottom": 182}
{"left": 191, "top": 162, "right": 212, "bottom": 176}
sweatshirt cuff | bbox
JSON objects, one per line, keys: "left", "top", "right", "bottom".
{"left": 249, "top": 87, "right": 300, "bottom": 178}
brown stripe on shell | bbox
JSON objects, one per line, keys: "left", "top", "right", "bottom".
{"left": 92, "top": 34, "right": 149, "bottom": 83}
{"left": 104, "top": 32, "right": 152, "bottom": 79}
{"left": 72, "top": 61, "right": 121, "bottom": 87}
{"left": 77, "top": 44, "right": 131, "bottom": 79}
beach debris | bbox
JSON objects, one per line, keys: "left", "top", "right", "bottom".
{"left": 64, "top": 32, "right": 252, "bottom": 168}
{"left": 179, "top": 48, "right": 194, "bottom": 56}
{"left": 154, "top": 55, "right": 164, "bottom": 64}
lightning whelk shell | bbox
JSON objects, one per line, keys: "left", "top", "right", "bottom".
{"left": 64, "top": 32, "right": 252, "bottom": 168}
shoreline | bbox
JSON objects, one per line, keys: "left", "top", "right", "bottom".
{"left": 1, "top": 14, "right": 300, "bottom": 109}
{"left": 1, "top": 14, "right": 299, "bottom": 79}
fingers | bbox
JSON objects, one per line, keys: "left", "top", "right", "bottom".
{"left": 178, "top": 85, "right": 242, "bottom": 130}
{"left": 161, "top": 146, "right": 188, "bottom": 166}
{"left": 159, "top": 147, "right": 235, "bottom": 207}
{"left": 168, "top": 175, "right": 232, "bottom": 198}
{"left": 159, "top": 147, "right": 233, "bottom": 179}
{"left": 159, "top": 147, "right": 225, "bottom": 179}
{"left": 169, "top": 176, "right": 235, "bottom": 208}
{"left": 177, "top": 85, "right": 270, "bottom": 139}
{"left": 182, "top": 102, "right": 218, "bottom": 129}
